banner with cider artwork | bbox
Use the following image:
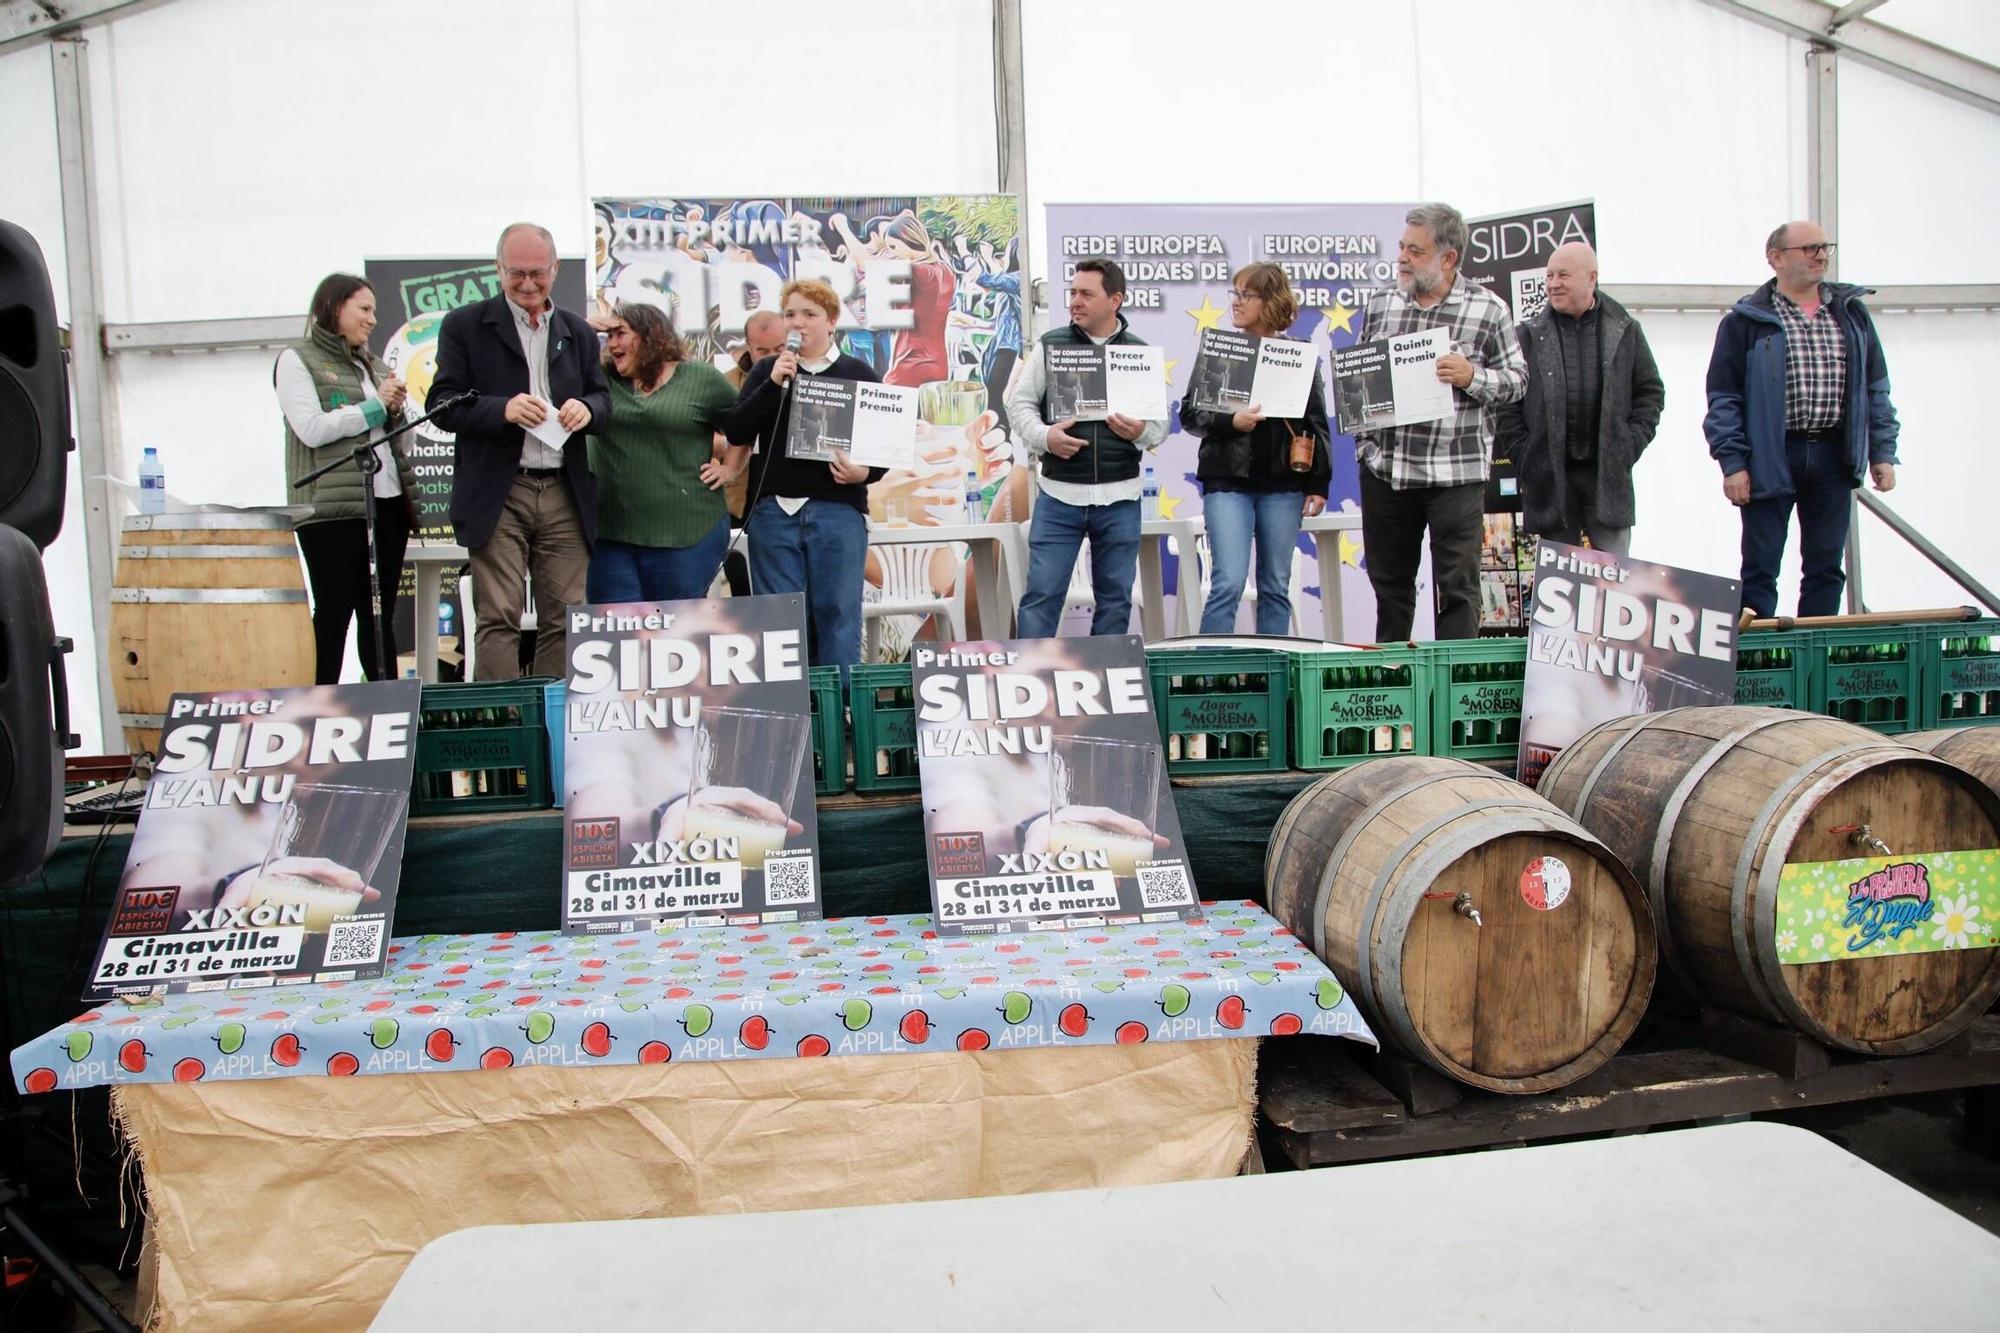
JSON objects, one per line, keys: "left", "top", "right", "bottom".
{"left": 594, "top": 196, "right": 1024, "bottom": 657}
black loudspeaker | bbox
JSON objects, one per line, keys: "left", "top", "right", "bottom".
{"left": 0, "top": 522, "right": 74, "bottom": 888}
{"left": 0, "top": 219, "right": 71, "bottom": 550}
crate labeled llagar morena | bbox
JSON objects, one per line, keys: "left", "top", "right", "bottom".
{"left": 808, "top": 664, "right": 847, "bottom": 795}
{"left": 413, "top": 680, "right": 554, "bottom": 815}
{"left": 1919, "top": 619, "right": 2000, "bottom": 729}
{"left": 850, "top": 663, "right": 919, "bottom": 793}
{"left": 1734, "top": 629, "right": 1813, "bottom": 712}
{"left": 1146, "top": 649, "right": 1290, "bottom": 773}
{"left": 1811, "top": 627, "right": 1917, "bottom": 734}
{"left": 1289, "top": 647, "right": 1429, "bottom": 770}
{"left": 1423, "top": 639, "right": 1523, "bottom": 763}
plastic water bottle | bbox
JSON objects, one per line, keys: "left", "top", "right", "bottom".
{"left": 963, "top": 470, "right": 984, "bottom": 524}
{"left": 1141, "top": 465, "right": 1160, "bottom": 521}
{"left": 138, "top": 447, "right": 166, "bottom": 514}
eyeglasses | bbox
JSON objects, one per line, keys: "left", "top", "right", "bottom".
{"left": 1227, "top": 289, "right": 1262, "bottom": 302}
{"left": 502, "top": 266, "right": 553, "bottom": 282}
{"left": 1778, "top": 243, "right": 1836, "bottom": 258}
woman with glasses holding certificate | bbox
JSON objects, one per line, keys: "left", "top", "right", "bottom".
{"left": 1179, "top": 262, "right": 1331, "bottom": 635}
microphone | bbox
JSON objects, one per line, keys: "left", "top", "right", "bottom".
{"left": 784, "top": 330, "right": 803, "bottom": 355}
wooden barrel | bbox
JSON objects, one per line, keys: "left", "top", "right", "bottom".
{"left": 1265, "top": 756, "right": 1655, "bottom": 1093}
{"left": 110, "top": 511, "right": 315, "bottom": 753}
{"left": 1541, "top": 707, "right": 2000, "bottom": 1055}
{"left": 1904, "top": 727, "right": 2000, "bottom": 804}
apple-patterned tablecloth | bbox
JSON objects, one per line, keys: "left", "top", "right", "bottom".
{"left": 12, "top": 901, "right": 1374, "bottom": 1091}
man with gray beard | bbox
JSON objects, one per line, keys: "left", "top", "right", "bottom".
{"left": 1352, "top": 203, "right": 1528, "bottom": 640}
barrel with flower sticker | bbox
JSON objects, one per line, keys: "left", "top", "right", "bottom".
{"left": 1542, "top": 707, "right": 2000, "bottom": 1056}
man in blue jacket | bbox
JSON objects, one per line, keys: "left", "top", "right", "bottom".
{"left": 1704, "top": 220, "right": 1899, "bottom": 618}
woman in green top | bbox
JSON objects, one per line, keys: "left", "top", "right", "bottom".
{"left": 587, "top": 302, "right": 746, "bottom": 602}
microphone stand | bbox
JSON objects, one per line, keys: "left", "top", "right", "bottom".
{"left": 706, "top": 344, "right": 803, "bottom": 595}
{"left": 293, "top": 395, "right": 464, "bottom": 681}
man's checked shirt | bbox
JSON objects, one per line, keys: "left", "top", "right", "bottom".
{"left": 1772, "top": 286, "right": 1846, "bottom": 432}
{"left": 1353, "top": 278, "right": 1528, "bottom": 489}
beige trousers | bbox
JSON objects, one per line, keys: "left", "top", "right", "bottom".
{"left": 468, "top": 473, "right": 587, "bottom": 679}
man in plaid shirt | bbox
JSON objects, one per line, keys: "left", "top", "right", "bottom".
{"left": 1704, "top": 220, "right": 1900, "bottom": 617}
{"left": 1355, "top": 203, "right": 1528, "bottom": 640}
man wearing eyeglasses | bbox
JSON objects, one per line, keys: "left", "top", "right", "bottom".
{"left": 432, "top": 222, "right": 611, "bottom": 678}
{"left": 1704, "top": 220, "right": 1899, "bottom": 618}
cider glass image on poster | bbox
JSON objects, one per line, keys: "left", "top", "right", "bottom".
{"left": 686, "top": 706, "right": 809, "bottom": 872}
{"left": 1046, "top": 735, "right": 1161, "bottom": 880}
{"left": 247, "top": 782, "right": 405, "bottom": 933}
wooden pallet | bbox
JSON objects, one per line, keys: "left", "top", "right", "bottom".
{"left": 1264, "top": 1013, "right": 2000, "bottom": 1168}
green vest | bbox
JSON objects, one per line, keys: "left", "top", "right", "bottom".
{"left": 281, "top": 324, "right": 412, "bottom": 523}
{"left": 1037, "top": 318, "right": 1145, "bottom": 485}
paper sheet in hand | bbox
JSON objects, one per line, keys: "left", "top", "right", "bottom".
{"left": 846, "top": 381, "right": 919, "bottom": 469}
{"left": 1044, "top": 344, "right": 1168, "bottom": 422}
{"left": 1188, "top": 330, "right": 1315, "bottom": 419}
{"left": 1331, "top": 326, "right": 1454, "bottom": 433}
{"left": 785, "top": 376, "right": 915, "bottom": 468}
{"left": 525, "top": 402, "right": 571, "bottom": 450}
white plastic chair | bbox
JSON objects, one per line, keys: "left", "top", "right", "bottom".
{"left": 865, "top": 541, "right": 966, "bottom": 659}
{"left": 1192, "top": 532, "right": 1304, "bottom": 635}
{"left": 1063, "top": 544, "right": 1097, "bottom": 619}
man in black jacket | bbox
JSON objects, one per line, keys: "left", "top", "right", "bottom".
{"left": 431, "top": 223, "right": 611, "bottom": 679}
{"left": 1003, "top": 259, "right": 1168, "bottom": 637}
{"left": 1496, "top": 243, "right": 1663, "bottom": 557}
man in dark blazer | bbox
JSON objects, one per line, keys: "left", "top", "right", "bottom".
{"left": 1496, "top": 242, "right": 1663, "bottom": 557}
{"left": 431, "top": 222, "right": 611, "bottom": 679}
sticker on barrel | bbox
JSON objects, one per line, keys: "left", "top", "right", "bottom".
{"left": 1520, "top": 856, "right": 1571, "bottom": 911}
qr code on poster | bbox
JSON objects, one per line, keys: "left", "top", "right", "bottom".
{"left": 763, "top": 854, "right": 817, "bottom": 905}
{"left": 1136, "top": 863, "right": 1194, "bottom": 909}
{"left": 324, "top": 919, "right": 385, "bottom": 967}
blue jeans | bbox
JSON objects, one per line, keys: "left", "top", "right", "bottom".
{"left": 746, "top": 497, "right": 867, "bottom": 667}
{"left": 1200, "top": 489, "right": 1304, "bottom": 635}
{"left": 1740, "top": 434, "right": 1854, "bottom": 618}
{"left": 1017, "top": 493, "right": 1140, "bottom": 638}
{"left": 586, "top": 519, "right": 731, "bottom": 604}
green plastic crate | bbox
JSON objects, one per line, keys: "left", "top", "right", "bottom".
{"left": 413, "top": 680, "right": 553, "bottom": 816}
{"left": 1809, "top": 627, "right": 1917, "bottom": 734}
{"left": 1918, "top": 619, "right": 2000, "bottom": 730}
{"left": 809, "top": 665, "right": 847, "bottom": 795}
{"left": 1734, "top": 629, "right": 1814, "bottom": 712}
{"left": 1420, "top": 639, "right": 1523, "bottom": 763}
{"left": 850, "top": 663, "right": 919, "bottom": 793}
{"left": 1146, "top": 648, "right": 1290, "bottom": 774}
{"left": 1291, "top": 647, "right": 1431, "bottom": 769}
